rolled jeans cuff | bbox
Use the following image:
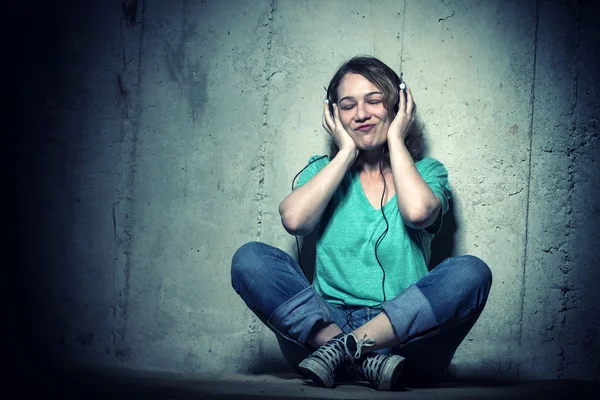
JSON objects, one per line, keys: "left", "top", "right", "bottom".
{"left": 267, "top": 286, "right": 332, "bottom": 347}
{"left": 381, "top": 283, "right": 439, "bottom": 345}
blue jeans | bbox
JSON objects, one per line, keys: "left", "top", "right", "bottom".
{"left": 231, "top": 241, "right": 492, "bottom": 385}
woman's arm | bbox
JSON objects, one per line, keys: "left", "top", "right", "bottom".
{"left": 279, "top": 103, "right": 358, "bottom": 236}
{"left": 387, "top": 87, "right": 441, "bottom": 229}
{"left": 279, "top": 149, "right": 356, "bottom": 235}
{"left": 388, "top": 137, "right": 440, "bottom": 229}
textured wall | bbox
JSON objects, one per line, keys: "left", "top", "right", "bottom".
{"left": 11, "top": 0, "right": 599, "bottom": 381}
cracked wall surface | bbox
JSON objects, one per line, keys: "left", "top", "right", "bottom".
{"left": 11, "top": 0, "right": 599, "bottom": 381}
{"left": 521, "top": 0, "right": 600, "bottom": 380}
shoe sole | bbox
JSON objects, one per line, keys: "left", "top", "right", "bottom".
{"left": 298, "top": 358, "right": 333, "bottom": 388}
{"left": 377, "top": 355, "right": 405, "bottom": 391}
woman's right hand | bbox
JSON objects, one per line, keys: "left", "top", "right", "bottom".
{"left": 322, "top": 102, "right": 359, "bottom": 159}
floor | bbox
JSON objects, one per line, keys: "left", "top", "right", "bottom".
{"left": 15, "top": 362, "right": 600, "bottom": 399}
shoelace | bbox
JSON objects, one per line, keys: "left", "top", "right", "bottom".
{"left": 352, "top": 334, "right": 376, "bottom": 360}
{"left": 312, "top": 336, "right": 348, "bottom": 372}
{"left": 313, "top": 333, "right": 377, "bottom": 372}
{"left": 359, "top": 354, "right": 387, "bottom": 383}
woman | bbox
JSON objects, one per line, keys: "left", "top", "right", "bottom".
{"left": 231, "top": 56, "right": 492, "bottom": 391}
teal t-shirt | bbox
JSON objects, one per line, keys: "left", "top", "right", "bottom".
{"left": 295, "top": 155, "right": 452, "bottom": 307}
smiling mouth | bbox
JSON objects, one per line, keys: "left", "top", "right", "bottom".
{"left": 356, "top": 124, "right": 375, "bottom": 132}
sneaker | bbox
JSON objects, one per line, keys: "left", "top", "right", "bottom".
{"left": 298, "top": 333, "right": 363, "bottom": 388}
{"left": 355, "top": 353, "right": 405, "bottom": 390}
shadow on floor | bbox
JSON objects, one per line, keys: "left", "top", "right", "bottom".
{"left": 17, "top": 361, "right": 597, "bottom": 400}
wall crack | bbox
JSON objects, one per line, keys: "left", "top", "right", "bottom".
{"left": 246, "top": 0, "right": 276, "bottom": 370}
{"left": 517, "top": 0, "right": 540, "bottom": 379}
{"left": 113, "top": 0, "right": 145, "bottom": 357}
{"left": 438, "top": 10, "right": 455, "bottom": 22}
{"left": 256, "top": 0, "right": 275, "bottom": 242}
{"left": 556, "top": 0, "right": 581, "bottom": 380}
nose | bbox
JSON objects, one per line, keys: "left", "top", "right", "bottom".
{"left": 354, "top": 101, "right": 370, "bottom": 122}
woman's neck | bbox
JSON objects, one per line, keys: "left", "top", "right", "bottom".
{"left": 355, "top": 147, "right": 389, "bottom": 175}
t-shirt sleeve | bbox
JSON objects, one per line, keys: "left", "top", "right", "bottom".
{"left": 294, "top": 155, "right": 330, "bottom": 189}
{"left": 416, "top": 157, "right": 452, "bottom": 235}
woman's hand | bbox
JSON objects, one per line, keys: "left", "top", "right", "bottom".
{"left": 323, "top": 102, "right": 359, "bottom": 159}
{"left": 387, "top": 87, "right": 416, "bottom": 143}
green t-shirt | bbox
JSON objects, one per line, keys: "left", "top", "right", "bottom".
{"left": 295, "top": 155, "right": 452, "bottom": 307}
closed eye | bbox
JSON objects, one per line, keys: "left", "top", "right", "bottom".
{"left": 341, "top": 101, "right": 380, "bottom": 110}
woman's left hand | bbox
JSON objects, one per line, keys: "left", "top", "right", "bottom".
{"left": 387, "top": 86, "right": 416, "bottom": 142}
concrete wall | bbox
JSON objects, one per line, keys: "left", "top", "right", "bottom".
{"left": 10, "top": 0, "right": 599, "bottom": 381}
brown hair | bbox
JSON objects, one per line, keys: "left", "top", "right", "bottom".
{"left": 325, "top": 56, "right": 423, "bottom": 162}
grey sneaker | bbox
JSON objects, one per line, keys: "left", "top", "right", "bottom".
{"left": 355, "top": 353, "right": 405, "bottom": 390}
{"left": 299, "top": 333, "right": 372, "bottom": 388}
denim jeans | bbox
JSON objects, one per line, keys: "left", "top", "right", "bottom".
{"left": 231, "top": 241, "right": 492, "bottom": 385}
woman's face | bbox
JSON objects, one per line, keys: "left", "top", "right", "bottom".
{"left": 336, "top": 73, "right": 392, "bottom": 151}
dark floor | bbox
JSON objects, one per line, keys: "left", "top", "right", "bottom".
{"left": 13, "top": 362, "right": 600, "bottom": 400}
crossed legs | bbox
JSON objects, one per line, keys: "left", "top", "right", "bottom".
{"left": 231, "top": 242, "right": 492, "bottom": 387}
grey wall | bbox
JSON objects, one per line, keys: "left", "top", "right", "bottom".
{"left": 10, "top": 0, "right": 599, "bottom": 381}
